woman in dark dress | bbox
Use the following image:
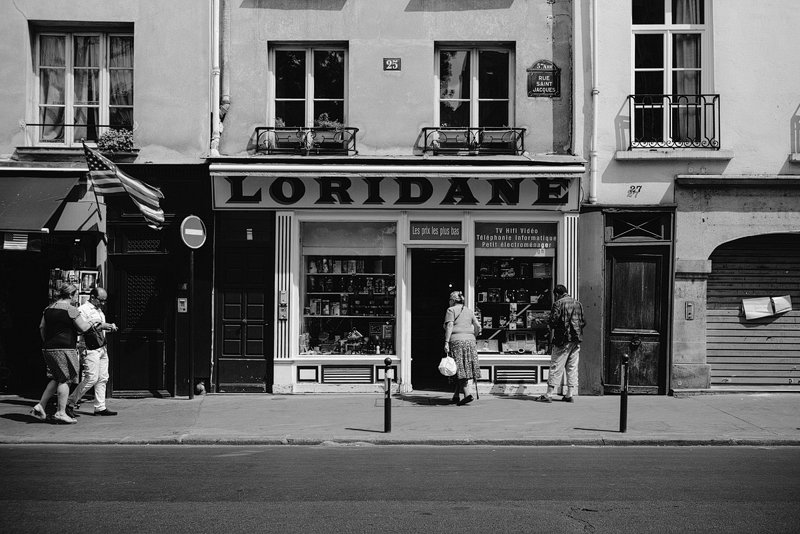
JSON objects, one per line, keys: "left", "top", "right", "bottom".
{"left": 443, "top": 290, "right": 482, "bottom": 406}
{"left": 30, "top": 283, "right": 91, "bottom": 424}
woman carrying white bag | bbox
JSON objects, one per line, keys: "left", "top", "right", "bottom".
{"left": 442, "top": 290, "right": 482, "bottom": 405}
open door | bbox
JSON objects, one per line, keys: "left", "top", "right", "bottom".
{"left": 410, "top": 248, "right": 464, "bottom": 390}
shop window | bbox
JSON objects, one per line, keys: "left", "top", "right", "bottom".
{"left": 272, "top": 46, "right": 346, "bottom": 128}
{"left": 631, "top": 0, "right": 714, "bottom": 148}
{"left": 437, "top": 46, "right": 513, "bottom": 128}
{"left": 473, "top": 222, "right": 557, "bottom": 356}
{"left": 300, "top": 221, "right": 396, "bottom": 356}
{"left": 32, "top": 31, "right": 134, "bottom": 147}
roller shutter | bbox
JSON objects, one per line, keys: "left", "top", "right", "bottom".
{"left": 706, "top": 234, "right": 800, "bottom": 389}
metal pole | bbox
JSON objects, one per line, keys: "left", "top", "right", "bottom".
{"left": 384, "top": 357, "right": 392, "bottom": 433}
{"left": 620, "top": 353, "right": 629, "bottom": 433}
{"left": 189, "top": 249, "right": 195, "bottom": 400}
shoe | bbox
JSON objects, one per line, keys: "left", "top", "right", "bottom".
{"left": 65, "top": 405, "right": 79, "bottom": 418}
{"left": 30, "top": 404, "right": 47, "bottom": 421}
{"left": 94, "top": 409, "right": 117, "bottom": 416}
{"left": 562, "top": 396, "right": 574, "bottom": 403}
{"left": 456, "top": 395, "right": 474, "bottom": 406}
{"left": 534, "top": 395, "right": 552, "bottom": 403}
{"left": 451, "top": 392, "right": 460, "bottom": 404}
{"left": 52, "top": 413, "right": 77, "bottom": 424}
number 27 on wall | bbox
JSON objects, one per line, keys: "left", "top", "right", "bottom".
{"left": 627, "top": 185, "right": 642, "bottom": 198}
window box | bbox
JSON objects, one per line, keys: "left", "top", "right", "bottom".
{"left": 421, "top": 127, "right": 525, "bottom": 155}
{"left": 255, "top": 126, "right": 358, "bottom": 155}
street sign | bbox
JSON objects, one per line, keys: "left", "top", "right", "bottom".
{"left": 180, "top": 215, "right": 206, "bottom": 249}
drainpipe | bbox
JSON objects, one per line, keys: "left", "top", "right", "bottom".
{"left": 220, "top": 0, "right": 231, "bottom": 122}
{"left": 210, "top": 0, "right": 221, "bottom": 157}
{"left": 588, "top": 0, "right": 599, "bottom": 204}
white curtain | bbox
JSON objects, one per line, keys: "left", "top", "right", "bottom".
{"left": 673, "top": 0, "right": 703, "bottom": 24}
{"left": 73, "top": 36, "right": 100, "bottom": 141}
{"left": 39, "top": 36, "right": 65, "bottom": 142}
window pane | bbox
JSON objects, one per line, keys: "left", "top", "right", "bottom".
{"left": 314, "top": 50, "right": 344, "bottom": 99}
{"left": 673, "top": 34, "right": 700, "bottom": 68}
{"left": 275, "top": 50, "right": 305, "bottom": 99}
{"left": 478, "top": 50, "right": 509, "bottom": 99}
{"left": 478, "top": 101, "right": 509, "bottom": 127}
{"left": 74, "top": 69, "right": 100, "bottom": 105}
{"left": 634, "top": 107, "right": 664, "bottom": 143}
{"left": 440, "top": 51, "right": 470, "bottom": 99}
{"left": 635, "top": 34, "right": 663, "bottom": 68}
{"left": 39, "top": 36, "right": 65, "bottom": 67}
{"left": 74, "top": 36, "right": 100, "bottom": 67}
{"left": 672, "top": 104, "right": 700, "bottom": 142}
{"left": 673, "top": 0, "right": 704, "bottom": 24}
{"left": 313, "top": 101, "right": 344, "bottom": 126}
{"left": 275, "top": 100, "right": 305, "bottom": 127}
{"left": 635, "top": 71, "right": 664, "bottom": 95}
{"left": 110, "top": 36, "right": 134, "bottom": 68}
{"left": 39, "top": 108, "right": 64, "bottom": 142}
{"left": 40, "top": 69, "right": 65, "bottom": 104}
{"left": 673, "top": 71, "right": 700, "bottom": 95}
{"left": 440, "top": 101, "right": 469, "bottom": 128}
{"left": 110, "top": 70, "right": 134, "bottom": 106}
{"left": 109, "top": 108, "right": 133, "bottom": 130}
{"left": 632, "top": 0, "right": 664, "bottom": 24}
{"left": 74, "top": 107, "right": 99, "bottom": 142}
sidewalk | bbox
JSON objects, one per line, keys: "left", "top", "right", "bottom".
{"left": 1, "top": 392, "right": 798, "bottom": 446}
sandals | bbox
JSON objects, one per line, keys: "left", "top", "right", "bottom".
{"left": 30, "top": 404, "right": 47, "bottom": 421}
{"left": 52, "top": 413, "right": 78, "bottom": 425}
{"left": 534, "top": 394, "right": 552, "bottom": 403}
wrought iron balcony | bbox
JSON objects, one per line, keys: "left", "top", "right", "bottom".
{"left": 421, "top": 127, "right": 526, "bottom": 155}
{"left": 627, "top": 94, "right": 721, "bottom": 150}
{"left": 255, "top": 126, "right": 359, "bottom": 155}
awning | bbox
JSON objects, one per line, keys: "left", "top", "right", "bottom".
{"left": 0, "top": 176, "right": 79, "bottom": 233}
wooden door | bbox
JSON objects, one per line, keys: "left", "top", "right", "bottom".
{"left": 216, "top": 249, "right": 273, "bottom": 392}
{"left": 605, "top": 248, "right": 669, "bottom": 394}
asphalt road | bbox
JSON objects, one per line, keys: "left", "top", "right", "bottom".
{"left": 1, "top": 445, "right": 798, "bottom": 533}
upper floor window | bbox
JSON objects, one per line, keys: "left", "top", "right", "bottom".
{"left": 631, "top": 0, "right": 713, "bottom": 146}
{"left": 34, "top": 32, "right": 133, "bottom": 147}
{"left": 272, "top": 46, "right": 347, "bottom": 128}
{"left": 437, "top": 46, "right": 513, "bottom": 128}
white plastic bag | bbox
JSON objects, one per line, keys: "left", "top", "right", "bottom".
{"left": 438, "top": 355, "right": 457, "bottom": 377}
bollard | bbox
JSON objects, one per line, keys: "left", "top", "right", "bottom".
{"left": 384, "top": 357, "right": 392, "bottom": 433}
{"left": 620, "top": 353, "right": 629, "bottom": 433}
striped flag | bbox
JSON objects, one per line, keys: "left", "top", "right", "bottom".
{"left": 83, "top": 143, "right": 165, "bottom": 230}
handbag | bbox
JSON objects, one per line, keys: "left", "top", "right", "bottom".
{"left": 83, "top": 324, "right": 106, "bottom": 350}
{"left": 438, "top": 354, "right": 457, "bottom": 377}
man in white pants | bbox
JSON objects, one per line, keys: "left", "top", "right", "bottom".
{"left": 67, "top": 287, "right": 118, "bottom": 417}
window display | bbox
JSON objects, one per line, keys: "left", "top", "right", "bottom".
{"left": 300, "top": 222, "right": 396, "bottom": 355}
{"left": 474, "top": 257, "right": 553, "bottom": 355}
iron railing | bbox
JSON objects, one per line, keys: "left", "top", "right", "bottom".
{"left": 421, "top": 127, "right": 526, "bottom": 155}
{"left": 627, "top": 94, "right": 720, "bottom": 150}
{"left": 255, "top": 126, "right": 359, "bottom": 155}
{"left": 25, "top": 122, "right": 132, "bottom": 146}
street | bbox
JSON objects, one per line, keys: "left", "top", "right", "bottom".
{"left": 1, "top": 445, "right": 798, "bottom": 533}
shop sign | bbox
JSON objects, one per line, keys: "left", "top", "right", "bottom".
{"left": 214, "top": 175, "right": 572, "bottom": 210}
{"left": 474, "top": 222, "right": 557, "bottom": 249}
{"left": 410, "top": 221, "right": 462, "bottom": 241}
{"left": 527, "top": 60, "right": 560, "bottom": 98}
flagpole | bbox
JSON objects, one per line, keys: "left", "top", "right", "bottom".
{"left": 87, "top": 172, "right": 103, "bottom": 221}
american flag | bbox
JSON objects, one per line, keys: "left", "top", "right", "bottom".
{"left": 83, "top": 143, "right": 165, "bottom": 230}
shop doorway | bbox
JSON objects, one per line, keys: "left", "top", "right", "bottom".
{"left": 410, "top": 248, "right": 465, "bottom": 390}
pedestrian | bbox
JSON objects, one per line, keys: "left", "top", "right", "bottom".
{"left": 443, "top": 290, "right": 482, "bottom": 406}
{"left": 30, "top": 283, "right": 92, "bottom": 424}
{"left": 536, "top": 284, "right": 586, "bottom": 403}
{"left": 67, "top": 287, "right": 118, "bottom": 417}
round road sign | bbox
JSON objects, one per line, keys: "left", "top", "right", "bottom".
{"left": 180, "top": 215, "right": 207, "bottom": 249}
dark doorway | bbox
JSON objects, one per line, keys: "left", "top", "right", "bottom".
{"left": 410, "top": 248, "right": 464, "bottom": 390}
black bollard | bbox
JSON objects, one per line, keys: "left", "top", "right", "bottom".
{"left": 384, "top": 357, "right": 392, "bottom": 433}
{"left": 620, "top": 353, "right": 629, "bottom": 433}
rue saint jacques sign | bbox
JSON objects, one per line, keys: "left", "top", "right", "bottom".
{"left": 213, "top": 175, "right": 573, "bottom": 210}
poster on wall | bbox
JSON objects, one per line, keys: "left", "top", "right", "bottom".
{"left": 48, "top": 269, "right": 99, "bottom": 302}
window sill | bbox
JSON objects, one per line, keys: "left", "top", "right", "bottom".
{"left": 789, "top": 153, "right": 800, "bottom": 164}
{"left": 14, "top": 146, "right": 139, "bottom": 163}
{"left": 615, "top": 149, "right": 734, "bottom": 161}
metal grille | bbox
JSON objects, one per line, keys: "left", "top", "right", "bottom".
{"left": 321, "top": 365, "right": 373, "bottom": 384}
{"left": 126, "top": 237, "right": 163, "bottom": 252}
{"left": 494, "top": 367, "right": 538, "bottom": 383}
{"left": 126, "top": 273, "right": 159, "bottom": 328}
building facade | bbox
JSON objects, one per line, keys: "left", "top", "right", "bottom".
{"left": 574, "top": 0, "right": 800, "bottom": 394}
{"left": 210, "top": 0, "right": 585, "bottom": 393}
{"left": 0, "top": 1, "right": 213, "bottom": 396}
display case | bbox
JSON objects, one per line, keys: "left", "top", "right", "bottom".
{"left": 474, "top": 257, "right": 553, "bottom": 355}
{"left": 299, "top": 221, "right": 397, "bottom": 356}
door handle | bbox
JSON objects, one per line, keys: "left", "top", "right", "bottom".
{"left": 629, "top": 336, "right": 642, "bottom": 351}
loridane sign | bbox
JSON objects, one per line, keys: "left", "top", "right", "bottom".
{"left": 213, "top": 175, "right": 576, "bottom": 210}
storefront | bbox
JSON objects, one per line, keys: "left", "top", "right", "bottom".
{"left": 211, "top": 161, "right": 584, "bottom": 394}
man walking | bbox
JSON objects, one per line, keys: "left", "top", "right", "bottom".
{"left": 67, "top": 287, "right": 118, "bottom": 417}
{"left": 536, "top": 284, "right": 585, "bottom": 403}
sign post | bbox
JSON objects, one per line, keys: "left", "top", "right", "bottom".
{"left": 180, "top": 216, "right": 207, "bottom": 399}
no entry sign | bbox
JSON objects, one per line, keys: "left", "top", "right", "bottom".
{"left": 180, "top": 215, "right": 207, "bottom": 249}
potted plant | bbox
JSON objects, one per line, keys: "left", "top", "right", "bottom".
{"left": 312, "top": 113, "right": 347, "bottom": 153}
{"left": 96, "top": 128, "right": 138, "bottom": 162}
